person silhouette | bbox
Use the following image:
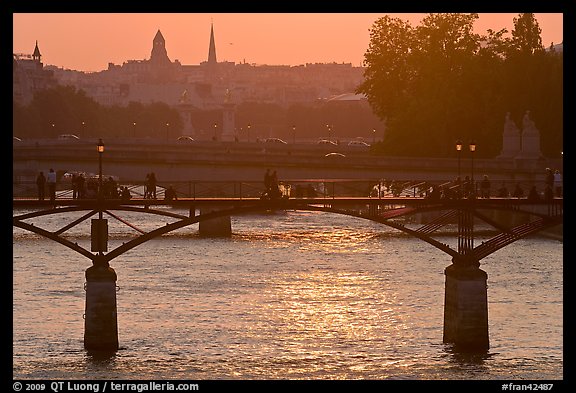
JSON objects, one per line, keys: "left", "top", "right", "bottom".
{"left": 36, "top": 171, "right": 46, "bottom": 200}
{"left": 47, "top": 168, "right": 57, "bottom": 201}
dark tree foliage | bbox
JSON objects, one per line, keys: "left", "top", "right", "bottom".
{"left": 235, "top": 102, "right": 385, "bottom": 142}
{"left": 13, "top": 85, "right": 183, "bottom": 140}
{"left": 357, "top": 13, "right": 562, "bottom": 158}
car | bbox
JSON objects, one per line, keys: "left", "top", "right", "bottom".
{"left": 317, "top": 139, "right": 337, "bottom": 146}
{"left": 264, "top": 138, "right": 287, "bottom": 145}
{"left": 348, "top": 140, "right": 370, "bottom": 147}
{"left": 177, "top": 136, "right": 195, "bottom": 142}
{"left": 324, "top": 152, "right": 346, "bottom": 158}
{"left": 61, "top": 171, "right": 89, "bottom": 182}
{"left": 13, "top": 136, "right": 22, "bottom": 141}
{"left": 58, "top": 134, "right": 80, "bottom": 140}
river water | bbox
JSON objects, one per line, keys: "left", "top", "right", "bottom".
{"left": 12, "top": 208, "right": 563, "bottom": 380}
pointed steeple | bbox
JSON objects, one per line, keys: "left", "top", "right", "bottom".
{"left": 150, "top": 29, "right": 170, "bottom": 65}
{"left": 32, "top": 40, "right": 41, "bottom": 62}
{"left": 153, "top": 29, "right": 165, "bottom": 46}
{"left": 208, "top": 22, "right": 217, "bottom": 64}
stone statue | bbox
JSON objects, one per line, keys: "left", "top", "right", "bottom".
{"left": 518, "top": 110, "right": 542, "bottom": 159}
{"left": 504, "top": 112, "right": 519, "bottom": 135}
{"left": 522, "top": 110, "right": 537, "bottom": 135}
{"left": 499, "top": 112, "right": 521, "bottom": 158}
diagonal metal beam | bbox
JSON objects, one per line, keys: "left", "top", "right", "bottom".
{"left": 104, "top": 210, "right": 146, "bottom": 234}
{"left": 54, "top": 210, "right": 98, "bottom": 236}
{"left": 416, "top": 209, "right": 458, "bottom": 234}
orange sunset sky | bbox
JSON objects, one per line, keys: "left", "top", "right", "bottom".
{"left": 13, "top": 13, "right": 564, "bottom": 72}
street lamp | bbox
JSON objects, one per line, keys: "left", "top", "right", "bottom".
{"left": 456, "top": 140, "right": 462, "bottom": 179}
{"left": 97, "top": 139, "right": 104, "bottom": 202}
{"left": 213, "top": 122, "right": 218, "bottom": 141}
{"left": 373, "top": 128, "right": 376, "bottom": 144}
{"left": 165, "top": 122, "right": 170, "bottom": 140}
{"left": 456, "top": 140, "right": 463, "bottom": 198}
{"left": 326, "top": 124, "right": 332, "bottom": 140}
{"left": 292, "top": 125, "right": 296, "bottom": 144}
{"left": 469, "top": 141, "right": 476, "bottom": 196}
{"left": 95, "top": 138, "right": 106, "bottom": 254}
{"left": 247, "top": 124, "right": 251, "bottom": 142}
{"left": 82, "top": 121, "right": 86, "bottom": 137}
{"left": 133, "top": 122, "right": 136, "bottom": 138}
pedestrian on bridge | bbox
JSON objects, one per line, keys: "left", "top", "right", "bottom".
{"left": 149, "top": 172, "right": 157, "bottom": 199}
{"left": 47, "top": 168, "right": 57, "bottom": 201}
{"left": 497, "top": 183, "right": 509, "bottom": 198}
{"left": 264, "top": 169, "right": 271, "bottom": 194}
{"left": 554, "top": 169, "right": 562, "bottom": 197}
{"left": 77, "top": 173, "right": 86, "bottom": 199}
{"left": 512, "top": 183, "right": 524, "bottom": 198}
{"left": 480, "top": 175, "right": 491, "bottom": 198}
{"left": 164, "top": 185, "right": 177, "bottom": 202}
{"left": 36, "top": 171, "right": 46, "bottom": 201}
{"left": 545, "top": 168, "right": 554, "bottom": 190}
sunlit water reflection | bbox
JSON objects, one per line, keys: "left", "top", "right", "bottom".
{"left": 13, "top": 209, "right": 562, "bottom": 379}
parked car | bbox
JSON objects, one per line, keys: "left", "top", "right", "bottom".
{"left": 317, "top": 139, "right": 338, "bottom": 146}
{"left": 264, "top": 138, "right": 287, "bottom": 145}
{"left": 348, "top": 140, "right": 370, "bottom": 147}
{"left": 58, "top": 134, "right": 80, "bottom": 140}
{"left": 324, "top": 152, "right": 346, "bottom": 159}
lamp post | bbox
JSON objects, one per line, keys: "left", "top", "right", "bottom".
{"left": 247, "top": 123, "right": 251, "bottom": 142}
{"left": 165, "top": 122, "right": 170, "bottom": 141}
{"left": 292, "top": 125, "right": 296, "bottom": 144}
{"left": 469, "top": 141, "right": 476, "bottom": 196}
{"left": 456, "top": 140, "right": 462, "bottom": 180}
{"left": 133, "top": 122, "right": 136, "bottom": 138}
{"left": 456, "top": 140, "right": 463, "bottom": 198}
{"left": 213, "top": 122, "right": 218, "bottom": 141}
{"left": 373, "top": 128, "right": 376, "bottom": 144}
{"left": 97, "top": 139, "right": 104, "bottom": 203}
{"left": 325, "top": 124, "right": 333, "bottom": 141}
{"left": 82, "top": 121, "right": 86, "bottom": 138}
{"left": 94, "top": 138, "right": 107, "bottom": 256}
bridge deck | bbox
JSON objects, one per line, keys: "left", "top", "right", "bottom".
{"left": 12, "top": 196, "right": 563, "bottom": 208}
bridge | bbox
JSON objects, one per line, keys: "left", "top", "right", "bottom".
{"left": 13, "top": 179, "right": 563, "bottom": 354}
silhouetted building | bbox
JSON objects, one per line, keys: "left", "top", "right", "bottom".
{"left": 44, "top": 23, "right": 363, "bottom": 109}
{"left": 13, "top": 41, "right": 57, "bottom": 104}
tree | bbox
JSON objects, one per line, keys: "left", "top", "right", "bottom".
{"left": 510, "top": 13, "right": 543, "bottom": 55}
{"left": 358, "top": 13, "right": 485, "bottom": 157}
{"left": 358, "top": 13, "right": 561, "bottom": 158}
{"left": 13, "top": 86, "right": 183, "bottom": 139}
{"left": 358, "top": 15, "right": 415, "bottom": 121}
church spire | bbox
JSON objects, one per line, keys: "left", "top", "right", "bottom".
{"left": 150, "top": 29, "right": 170, "bottom": 65}
{"left": 32, "top": 40, "right": 41, "bottom": 62}
{"left": 208, "top": 22, "right": 217, "bottom": 64}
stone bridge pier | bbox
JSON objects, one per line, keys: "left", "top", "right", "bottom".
{"left": 84, "top": 255, "right": 119, "bottom": 351}
{"left": 443, "top": 257, "right": 489, "bottom": 351}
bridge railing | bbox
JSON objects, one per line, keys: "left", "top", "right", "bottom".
{"left": 13, "top": 178, "right": 562, "bottom": 201}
